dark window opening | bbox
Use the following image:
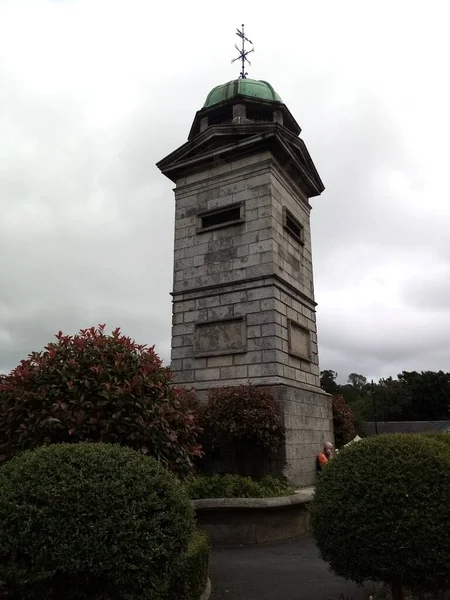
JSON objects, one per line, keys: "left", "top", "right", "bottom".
{"left": 246, "top": 107, "right": 273, "bottom": 123}
{"left": 283, "top": 208, "right": 304, "bottom": 244}
{"left": 199, "top": 205, "right": 243, "bottom": 230}
{"left": 209, "top": 107, "right": 233, "bottom": 126}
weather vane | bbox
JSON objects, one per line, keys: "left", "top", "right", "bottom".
{"left": 232, "top": 24, "right": 254, "bottom": 79}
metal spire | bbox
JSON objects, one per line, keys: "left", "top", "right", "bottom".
{"left": 232, "top": 24, "right": 254, "bottom": 79}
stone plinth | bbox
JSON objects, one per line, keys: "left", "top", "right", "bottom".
{"left": 193, "top": 490, "right": 314, "bottom": 546}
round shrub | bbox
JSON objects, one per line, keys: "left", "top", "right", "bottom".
{"left": 0, "top": 325, "right": 202, "bottom": 474}
{"left": 169, "top": 531, "right": 210, "bottom": 600}
{"left": 0, "top": 443, "right": 195, "bottom": 600}
{"left": 311, "top": 434, "right": 450, "bottom": 600}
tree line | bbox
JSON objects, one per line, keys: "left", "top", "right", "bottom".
{"left": 320, "top": 369, "right": 450, "bottom": 430}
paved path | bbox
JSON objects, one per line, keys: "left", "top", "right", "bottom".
{"left": 210, "top": 536, "right": 376, "bottom": 600}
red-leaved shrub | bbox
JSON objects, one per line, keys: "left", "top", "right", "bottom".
{"left": 0, "top": 325, "right": 202, "bottom": 474}
{"left": 201, "top": 383, "right": 284, "bottom": 457}
{"left": 332, "top": 394, "right": 357, "bottom": 448}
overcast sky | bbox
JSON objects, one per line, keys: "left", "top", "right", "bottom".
{"left": 1, "top": 0, "right": 449, "bottom": 383}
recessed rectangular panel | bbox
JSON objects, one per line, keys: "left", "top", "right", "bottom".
{"left": 194, "top": 317, "right": 247, "bottom": 357}
{"left": 288, "top": 319, "right": 311, "bottom": 361}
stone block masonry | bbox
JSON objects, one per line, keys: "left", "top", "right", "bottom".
{"left": 171, "top": 154, "right": 321, "bottom": 392}
{"left": 278, "top": 385, "right": 333, "bottom": 485}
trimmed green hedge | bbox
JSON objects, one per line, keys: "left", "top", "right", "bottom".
{"left": 421, "top": 432, "right": 450, "bottom": 446}
{"left": 311, "top": 434, "right": 450, "bottom": 598}
{"left": 0, "top": 443, "right": 194, "bottom": 600}
{"left": 374, "top": 583, "right": 450, "bottom": 600}
{"left": 170, "top": 531, "right": 210, "bottom": 600}
{"left": 186, "top": 473, "right": 295, "bottom": 499}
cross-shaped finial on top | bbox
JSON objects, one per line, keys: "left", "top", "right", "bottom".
{"left": 232, "top": 24, "right": 254, "bottom": 79}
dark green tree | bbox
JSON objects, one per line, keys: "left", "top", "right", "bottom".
{"left": 339, "top": 376, "right": 371, "bottom": 434}
{"left": 399, "top": 370, "right": 450, "bottom": 421}
{"left": 370, "top": 377, "right": 411, "bottom": 421}
{"left": 320, "top": 370, "right": 340, "bottom": 395}
{"left": 321, "top": 368, "right": 450, "bottom": 426}
{"left": 347, "top": 373, "right": 367, "bottom": 394}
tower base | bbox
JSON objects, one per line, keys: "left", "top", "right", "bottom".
{"left": 274, "top": 383, "right": 333, "bottom": 487}
{"left": 197, "top": 382, "right": 333, "bottom": 488}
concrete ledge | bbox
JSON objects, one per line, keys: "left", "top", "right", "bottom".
{"left": 194, "top": 492, "right": 314, "bottom": 547}
{"left": 294, "top": 486, "right": 315, "bottom": 502}
{"left": 199, "top": 578, "right": 211, "bottom": 600}
{"left": 193, "top": 493, "right": 312, "bottom": 511}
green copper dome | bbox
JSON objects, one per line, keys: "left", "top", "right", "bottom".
{"left": 204, "top": 78, "right": 282, "bottom": 107}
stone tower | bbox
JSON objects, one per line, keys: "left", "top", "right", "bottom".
{"left": 157, "top": 78, "right": 333, "bottom": 486}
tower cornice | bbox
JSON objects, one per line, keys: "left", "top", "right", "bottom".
{"left": 157, "top": 123, "right": 324, "bottom": 198}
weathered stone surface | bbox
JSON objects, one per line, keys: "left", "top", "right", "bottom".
{"left": 193, "top": 494, "right": 311, "bottom": 546}
{"left": 274, "top": 384, "right": 333, "bottom": 486}
{"left": 288, "top": 320, "right": 312, "bottom": 361}
{"left": 220, "top": 365, "right": 248, "bottom": 379}
{"left": 207, "top": 355, "right": 233, "bottom": 368}
{"left": 193, "top": 494, "right": 311, "bottom": 510}
{"left": 194, "top": 317, "right": 246, "bottom": 357}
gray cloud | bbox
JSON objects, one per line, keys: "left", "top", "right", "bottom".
{"left": 400, "top": 267, "right": 450, "bottom": 313}
{"left": 0, "top": 70, "right": 173, "bottom": 372}
{"left": 2, "top": 0, "right": 450, "bottom": 384}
